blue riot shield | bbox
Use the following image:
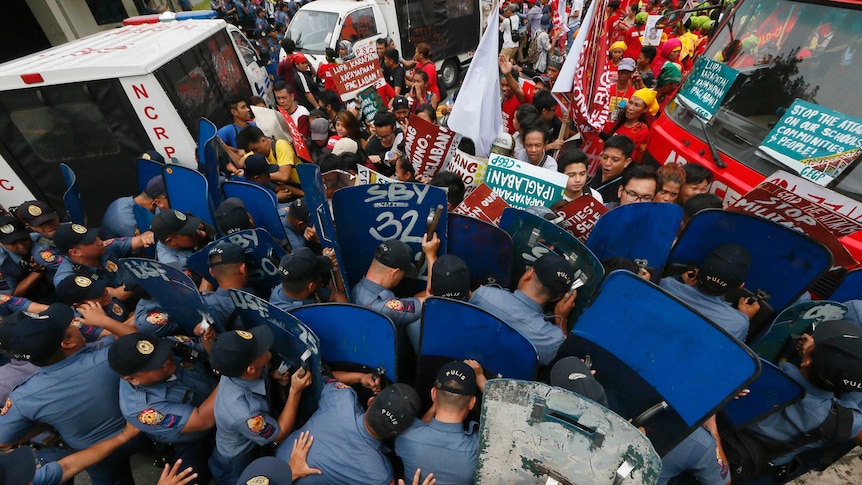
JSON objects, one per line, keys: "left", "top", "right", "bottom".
{"left": 558, "top": 270, "right": 760, "bottom": 456}
{"left": 163, "top": 164, "right": 216, "bottom": 227}
{"left": 289, "top": 303, "right": 397, "bottom": 382}
{"left": 222, "top": 180, "right": 288, "bottom": 242}
{"left": 229, "top": 289, "right": 323, "bottom": 419}
{"left": 751, "top": 300, "right": 848, "bottom": 364}
{"left": 829, "top": 268, "right": 862, "bottom": 302}
{"left": 665, "top": 209, "right": 832, "bottom": 313}
{"left": 447, "top": 213, "right": 513, "bottom": 289}
{"left": 332, "top": 183, "right": 448, "bottom": 289}
{"left": 499, "top": 208, "right": 604, "bottom": 322}
{"left": 137, "top": 157, "right": 164, "bottom": 194}
{"left": 198, "top": 118, "right": 222, "bottom": 207}
{"left": 476, "top": 379, "right": 662, "bottom": 484}
{"left": 185, "top": 229, "right": 286, "bottom": 297}
{"left": 59, "top": 163, "right": 85, "bottom": 224}
{"left": 586, "top": 202, "right": 683, "bottom": 272}
{"left": 296, "top": 164, "right": 350, "bottom": 300}
{"left": 120, "top": 258, "right": 211, "bottom": 334}
{"left": 718, "top": 359, "right": 804, "bottom": 430}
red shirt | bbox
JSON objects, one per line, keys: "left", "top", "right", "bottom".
{"left": 377, "top": 83, "right": 396, "bottom": 108}
{"left": 502, "top": 94, "right": 522, "bottom": 135}
{"left": 317, "top": 62, "right": 337, "bottom": 92}
{"left": 615, "top": 121, "right": 650, "bottom": 163}
{"left": 413, "top": 61, "right": 440, "bottom": 99}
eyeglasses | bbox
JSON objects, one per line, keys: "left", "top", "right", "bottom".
{"left": 378, "top": 131, "right": 395, "bottom": 140}
{"left": 623, "top": 189, "right": 654, "bottom": 202}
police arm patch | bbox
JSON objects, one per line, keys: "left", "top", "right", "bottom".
{"left": 145, "top": 311, "right": 169, "bottom": 326}
{"left": 1, "top": 397, "right": 11, "bottom": 416}
{"left": 138, "top": 408, "right": 165, "bottom": 426}
{"left": 384, "top": 299, "right": 404, "bottom": 311}
{"left": 247, "top": 414, "right": 276, "bottom": 439}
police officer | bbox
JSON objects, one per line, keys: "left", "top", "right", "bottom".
{"left": 209, "top": 327, "right": 312, "bottom": 484}
{"left": 108, "top": 333, "right": 218, "bottom": 484}
{"left": 469, "top": 252, "right": 577, "bottom": 365}
{"left": 151, "top": 209, "right": 214, "bottom": 270}
{"left": 215, "top": 197, "right": 254, "bottom": 236}
{"left": 101, "top": 175, "right": 170, "bottom": 239}
{"left": 270, "top": 247, "right": 347, "bottom": 312}
{"left": 203, "top": 240, "right": 253, "bottom": 332}
{"left": 0, "top": 215, "right": 48, "bottom": 297}
{"left": 396, "top": 361, "right": 484, "bottom": 484}
{"left": 353, "top": 239, "right": 435, "bottom": 349}
{"left": 57, "top": 275, "right": 129, "bottom": 323}
{"left": 283, "top": 197, "right": 309, "bottom": 251}
{"left": 0, "top": 303, "right": 148, "bottom": 485}
{"left": 52, "top": 222, "right": 154, "bottom": 300}
{"left": 15, "top": 200, "right": 64, "bottom": 283}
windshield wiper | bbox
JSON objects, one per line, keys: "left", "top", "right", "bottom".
{"left": 697, "top": 116, "right": 727, "bottom": 169}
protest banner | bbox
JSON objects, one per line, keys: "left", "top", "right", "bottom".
{"left": 766, "top": 170, "right": 862, "bottom": 222}
{"left": 444, "top": 149, "right": 488, "bottom": 194}
{"left": 358, "top": 86, "right": 386, "bottom": 121}
{"left": 759, "top": 100, "right": 862, "bottom": 187}
{"left": 554, "top": 195, "right": 608, "bottom": 243}
{"left": 676, "top": 57, "right": 740, "bottom": 121}
{"left": 483, "top": 154, "right": 567, "bottom": 209}
{"left": 330, "top": 53, "right": 386, "bottom": 101}
{"left": 357, "top": 165, "right": 398, "bottom": 185}
{"left": 404, "top": 114, "right": 461, "bottom": 180}
{"left": 453, "top": 183, "right": 510, "bottom": 225}
{"left": 279, "top": 108, "right": 312, "bottom": 162}
{"left": 730, "top": 180, "right": 859, "bottom": 266}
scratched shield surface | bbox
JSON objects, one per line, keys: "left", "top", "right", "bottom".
{"left": 475, "top": 379, "right": 661, "bottom": 485}
{"left": 332, "top": 183, "right": 448, "bottom": 289}
{"left": 186, "top": 229, "right": 286, "bottom": 297}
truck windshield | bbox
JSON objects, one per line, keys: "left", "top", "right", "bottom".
{"left": 286, "top": 10, "right": 339, "bottom": 55}
{"left": 667, "top": 0, "right": 862, "bottom": 198}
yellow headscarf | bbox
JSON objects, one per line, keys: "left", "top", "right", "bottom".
{"left": 632, "top": 88, "right": 659, "bottom": 116}
{"left": 610, "top": 41, "right": 627, "bottom": 53}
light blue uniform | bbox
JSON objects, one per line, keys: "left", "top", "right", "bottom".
{"left": 100, "top": 197, "right": 138, "bottom": 239}
{"left": 395, "top": 418, "right": 479, "bottom": 485}
{"left": 0, "top": 244, "right": 27, "bottom": 294}
{"left": 269, "top": 283, "right": 315, "bottom": 313}
{"left": 353, "top": 277, "right": 422, "bottom": 346}
{"left": 469, "top": 286, "right": 561, "bottom": 365}
{"left": 659, "top": 427, "right": 729, "bottom": 485}
{"left": 135, "top": 297, "right": 179, "bottom": 337}
{"left": 278, "top": 380, "right": 394, "bottom": 485}
{"left": 156, "top": 242, "right": 194, "bottom": 270}
{"left": 202, "top": 287, "right": 251, "bottom": 331}
{"left": 660, "top": 277, "right": 749, "bottom": 342}
{"left": 53, "top": 237, "right": 133, "bottom": 288}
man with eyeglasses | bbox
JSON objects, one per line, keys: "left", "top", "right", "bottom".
{"left": 365, "top": 111, "right": 403, "bottom": 177}
{"left": 613, "top": 164, "right": 658, "bottom": 209}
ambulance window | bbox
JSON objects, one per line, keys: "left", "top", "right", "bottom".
{"left": 341, "top": 8, "right": 377, "bottom": 43}
{"left": 10, "top": 102, "right": 120, "bottom": 162}
{"left": 231, "top": 31, "right": 258, "bottom": 66}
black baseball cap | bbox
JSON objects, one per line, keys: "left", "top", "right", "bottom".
{"left": 244, "top": 154, "right": 279, "bottom": 179}
{"left": 392, "top": 96, "right": 410, "bottom": 111}
{"left": 0, "top": 447, "right": 37, "bottom": 485}
{"left": 215, "top": 198, "right": 252, "bottom": 235}
{"left": 550, "top": 356, "right": 609, "bottom": 406}
{"left": 374, "top": 240, "right": 418, "bottom": 279}
{"left": 144, "top": 175, "right": 167, "bottom": 199}
{"left": 236, "top": 457, "right": 293, "bottom": 485}
{"left": 697, "top": 244, "right": 751, "bottom": 295}
{"left": 532, "top": 253, "right": 575, "bottom": 297}
{"left": 810, "top": 320, "right": 862, "bottom": 393}
{"left": 434, "top": 361, "right": 477, "bottom": 395}
{"left": 54, "top": 223, "right": 99, "bottom": 254}
{"left": 209, "top": 326, "right": 274, "bottom": 377}
{"left": 279, "top": 247, "right": 331, "bottom": 283}
{"left": 287, "top": 198, "right": 310, "bottom": 223}
{"left": 139, "top": 150, "right": 166, "bottom": 164}
{"left": 430, "top": 255, "right": 470, "bottom": 301}
{"left": 366, "top": 383, "right": 420, "bottom": 438}
{"left": 150, "top": 210, "right": 202, "bottom": 243}
{"left": 0, "top": 216, "right": 30, "bottom": 245}
{"left": 108, "top": 333, "right": 173, "bottom": 377}
{"left": 0, "top": 304, "right": 74, "bottom": 362}
{"left": 15, "top": 200, "right": 59, "bottom": 227}
{"left": 56, "top": 275, "right": 108, "bottom": 305}
{"left": 208, "top": 241, "right": 246, "bottom": 267}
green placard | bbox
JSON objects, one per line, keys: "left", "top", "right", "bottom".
{"left": 676, "top": 56, "right": 740, "bottom": 121}
{"left": 484, "top": 154, "right": 567, "bottom": 209}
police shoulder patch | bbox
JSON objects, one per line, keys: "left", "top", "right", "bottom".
{"left": 138, "top": 408, "right": 165, "bottom": 426}
{"left": 384, "top": 299, "right": 404, "bottom": 311}
{"left": 39, "top": 250, "right": 57, "bottom": 263}
{"left": 1, "top": 397, "right": 11, "bottom": 416}
{"left": 246, "top": 414, "right": 275, "bottom": 438}
{"left": 146, "top": 311, "right": 169, "bottom": 326}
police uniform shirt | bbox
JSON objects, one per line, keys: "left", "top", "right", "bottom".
{"left": 284, "top": 224, "right": 307, "bottom": 252}
{"left": 213, "top": 375, "right": 279, "bottom": 460}
{"left": 269, "top": 284, "right": 315, "bottom": 313}
{"left": 659, "top": 277, "right": 749, "bottom": 342}
{"left": 53, "top": 237, "right": 133, "bottom": 288}
{"left": 32, "top": 236, "right": 62, "bottom": 280}
{"left": 0, "top": 339, "right": 126, "bottom": 450}
{"left": 156, "top": 242, "right": 194, "bottom": 270}
{"left": 395, "top": 418, "right": 479, "bottom": 485}
{"left": 0, "top": 244, "right": 27, "bottom": 294}
{"left": 277, "top": 380, "right": 394, "bottom": 485}
{"left": 101, "top": 197, "right": 138, "bottom": 239}
{"left": 469, "top": 286, "right": 563, "bottom": 365}
{"left": 202, "top": 287, "right": 248, "bottom": 332}
{"left": 135, "top": 297, "right": 179, "bottom": 337}
{"left": 353, "top": 277, "right": 421, "bottom": 327}
{"left": 659, "top": 427, "right": 729, "bottom": 485}
{"left": 0, "top": 294, "right": 31, "bottom": 317}
{"left": 0, "top": 359, "right": 38, "bottom": 403}
{"left": 118, "top": 355, "right": 216, "bottom": 444}
{"left": 32, "top": 461, "right": 64, "bottom": 485}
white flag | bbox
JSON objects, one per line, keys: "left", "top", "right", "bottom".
{"left": 447, "top": 4, "right": 501, "bottom": 158}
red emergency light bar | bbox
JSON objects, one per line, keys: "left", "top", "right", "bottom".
{"left": 123, "top": 10, "right": 218, "bottom": 26}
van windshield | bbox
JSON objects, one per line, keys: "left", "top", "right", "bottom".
{"left": 667, "top": 0, "right": 862, "bottom": 199}
{"left": 286, "top": 10, "right": 338, "bottom": 55}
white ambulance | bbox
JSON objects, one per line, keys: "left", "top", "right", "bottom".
{"left": 0, "top": 12, "right": 269, "bottom": 222}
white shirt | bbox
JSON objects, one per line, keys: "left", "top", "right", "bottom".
{"left": 500, "top": 15, "right": 520, "bottom": 49}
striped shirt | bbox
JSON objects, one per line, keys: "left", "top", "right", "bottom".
{"left": 396, "top": 418, "right": 479, "bottom": 485}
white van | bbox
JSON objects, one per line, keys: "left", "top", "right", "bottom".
{"left": 0, "top": 14, "right": 269, "bottom": 222}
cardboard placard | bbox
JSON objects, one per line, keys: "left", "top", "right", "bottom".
{"left": 452, "top": 183, "right": 510, "bottom": 225}
{"left": 484, "top": 154, "right": 567, "bottom": 209}
{"left": 357, "top": 86, "right": 386, "bottom": 122}
{"left": 330, "top": 53, "right": 386, "bottom": 101}
{"left": 444, "top": 149, "right": 488, "bottom": 194}
{"left": 554, "top": 196, "right": 608, "bottom": 243}
{"left": 356, "top": 165, "right": 398, "bottom": 185}
{"left": 404, "top": 114, "right": 461, "bottom": 180}
{"left": 766, "top": 170, "right": 862, "bottom": 222}
{"left": 279, "top": 108, "right": 312, "bottom": 162}
{"left": 676, "top": 56, "right": 740, "bottom": 122}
